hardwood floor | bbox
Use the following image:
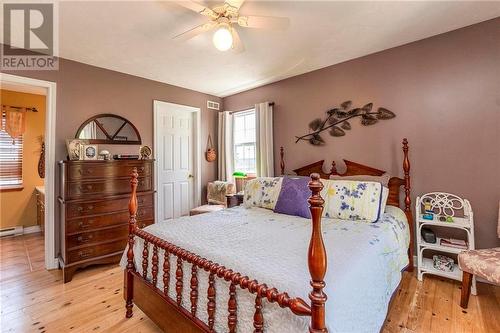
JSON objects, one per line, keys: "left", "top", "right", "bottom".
{"left": 1, "top": 234, "right": 498, "bottom": 333}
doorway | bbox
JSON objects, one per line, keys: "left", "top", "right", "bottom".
{"left": 0, "top": 73, "right": 57, "bottom": 270}
{"left": 153, "top": 100, "right": 201, "bottom": 222}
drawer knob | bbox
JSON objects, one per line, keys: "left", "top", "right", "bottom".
{"left": 78, "top": 184, "right": 93, "bottom": 192}
{"left": 78, "top": 220, "right": 93, "bottom": 229}
{"left": 77, "top": 235, "right": 93, "bottom": 243}
{"left": 77, "top": 205, "right": 93, "bottom": 213}
{"left": 78, "top": 250, "right": 93, "bottom": 259}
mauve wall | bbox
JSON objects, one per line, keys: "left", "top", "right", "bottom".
{"left": 4, "top": 56, "right": 221, "bottom": 201}
{"left": 223, "top": 18, "right": 500, "bottom": 249}
{"left": 4, "top": 55, "right": 221, "bottom": 255}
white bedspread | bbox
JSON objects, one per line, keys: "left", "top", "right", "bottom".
{"left": 120, "top": 205, "right": 409, "bottom": 333}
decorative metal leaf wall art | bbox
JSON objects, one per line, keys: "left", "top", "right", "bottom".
{"left": 295, "top": 101, "right": 396, "bottom": 145}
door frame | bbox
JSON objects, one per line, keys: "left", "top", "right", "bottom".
{"left": 1, "top": 73, "right": 58, "bottom": 270}
{"left": 153, "top": 100, "right": 201, "bottom": 222}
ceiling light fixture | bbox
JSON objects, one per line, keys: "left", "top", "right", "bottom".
{"left": 212, "top": 23, "right": 233, "bottom": 51}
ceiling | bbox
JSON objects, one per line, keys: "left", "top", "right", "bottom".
{"left": 21, "top": 1, "right": 500, "bottom": 96}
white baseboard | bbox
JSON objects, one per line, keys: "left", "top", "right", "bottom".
{"left": 0, "top": 225, "right": 42, "bottom": 237}
{"left": 23, "top": 225, "right": 42, "bottom": 234}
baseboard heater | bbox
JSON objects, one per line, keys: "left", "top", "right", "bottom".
{"left": 0, "top": 225, "right": 41, "bottom": 237}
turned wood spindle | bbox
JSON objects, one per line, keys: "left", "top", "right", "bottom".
{"left": 253, "top": 295, "right": 264, "bottom": 333}
{"left": 308, "top": 173, "right": 328, "bottom": 333}
{"left": 125, "top": 168, "right": 139, "bottom": 318}
{"left": 207, "top": 272, "right": 216, "bottom": 331}
{"left": 330, "top": 161, "right": 337, "bottom": 175}
{"left": 163, "top": 249, "right": 170, "bottom": 295}
{"left": 228, "top": 282, "right": 238, "bottom": 333}
{"left": 402, "top": 138, "right": 414, "bottom": 271}
{"left": 152, "top": 244, "right": 159, "bottom": 287}
{"left": 142, "top": 240, "right": 149, "bottom": 280}
{"left": 176, "top": 256, "right": 183, "bottom": 306}
{"left": 190, "top": 265, "right": 199, "bottom": 316}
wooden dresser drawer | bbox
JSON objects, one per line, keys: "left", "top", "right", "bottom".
{"left": 67, "top": 177, "right": 151, "bottom": 199}
{"left": 66, "top": 239, "right": 127, "bottom": 264}
{"left": 66, "top": 193, "right": 153, "bottom": 218}
{"left": 67, "top": 161, "right": 152, "bottom": 181}
{"left": 67, "top": 225, "right": 129, "bottom": 249}
{"left": 67, "top": 207, "right": 154, "bottom": 233}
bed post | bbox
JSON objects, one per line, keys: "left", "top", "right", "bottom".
{"left": 308, "top": 173, "right": 328, "bottom": 333}
{"left": 402, "top": 138, "right": 414, "bottom": 272}
{"left": 125, "top": 168, "right": 139, "bottom": 318}
{"left": 280, "top": 146, "right": 285, "bottom": 175}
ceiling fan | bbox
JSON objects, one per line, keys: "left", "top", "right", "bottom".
{"left": 173, "top": 0, "right": 290, "bottom": 52}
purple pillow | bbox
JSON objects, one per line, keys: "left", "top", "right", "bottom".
{"left": 274, "top": 176, "right": 311, "bottom": 218}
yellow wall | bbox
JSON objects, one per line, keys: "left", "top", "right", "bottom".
{"left": 0, "top": 90, "right": 46, "bottom": 229}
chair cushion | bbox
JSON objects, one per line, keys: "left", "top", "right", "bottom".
{"left": 458, "top": 247, "right": 500, "bottom": 285}
{"left": 189, "top": 205, "right": 225, "bottom": 216}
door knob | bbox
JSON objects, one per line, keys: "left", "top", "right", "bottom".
{"left": 188, "top": 174, "right": 193, "bottom": 179}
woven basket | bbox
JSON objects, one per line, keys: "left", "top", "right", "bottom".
{"left": 205, "top": 135, "right": 216, "bottom": 162}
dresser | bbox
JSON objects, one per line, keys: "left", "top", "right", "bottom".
{"left": 58, "top": 160, "right": 154, "bottom": 283}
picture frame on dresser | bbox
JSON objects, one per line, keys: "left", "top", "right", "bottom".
{"left": 58, "top": 159, "right": 155, "bottom": 283}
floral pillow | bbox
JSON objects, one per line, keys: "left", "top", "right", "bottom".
{"left": 244, "top": 177, "right": 283, "bottom": 209}
{"left": 322, "top": 180, "right": 387, "bottom": 222}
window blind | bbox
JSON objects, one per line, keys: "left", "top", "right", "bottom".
{"left": 0, "top": 115, "right": 23, "bottom": 187}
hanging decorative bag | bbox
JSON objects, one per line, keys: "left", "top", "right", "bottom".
{"left": 205, "top": 134, "right": 216, "bottom": 162}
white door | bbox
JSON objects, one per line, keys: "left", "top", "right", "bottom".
{"left": 154, "top": 101, "right": 200, "bottom": 222}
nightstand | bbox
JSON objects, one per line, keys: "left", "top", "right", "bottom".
{"left": 416, "top": 192, "right": 476, "bottom": 295}
{"left": 226, "top": 193, "right": 244, "bottom": 208}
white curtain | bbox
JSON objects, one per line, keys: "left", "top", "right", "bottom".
{"left": 255, "top": 102, "right": 274, "bottom": 177}
{"left": 217, "top": 111, "right": 234, "bottom": 181}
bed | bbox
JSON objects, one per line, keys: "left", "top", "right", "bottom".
{"left": 122, "top": 138, "right": 413, "bottom": 333}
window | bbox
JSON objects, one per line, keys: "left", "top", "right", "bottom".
{"left": 233, "top": 110, "right": 256, "bottom": 175}
{"left": 0, "top": 115, "right": 23, "bottom": 188}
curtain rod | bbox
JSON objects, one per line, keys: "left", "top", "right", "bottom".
{"left": 229, "top": 102, "right": 274, "bottom": 114}
{"left": 2, "top": 104, "right": 38, "bottom": 112}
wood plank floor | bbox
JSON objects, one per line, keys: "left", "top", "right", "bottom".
{"left": 1, "top": 234, "right": 499, "bottom": 332}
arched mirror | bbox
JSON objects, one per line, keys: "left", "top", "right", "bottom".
{"left": 75, "top": 114, "right": 141, "bottom": 145}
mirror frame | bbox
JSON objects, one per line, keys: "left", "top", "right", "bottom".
{"left": 75, "top": 113, "right": 142, "bottom": 145}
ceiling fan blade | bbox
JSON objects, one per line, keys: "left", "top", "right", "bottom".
{"left": 231, "top": 27, "right": 245, "bottom": 53}
{"left": 173, "top": 21, "right": 217, "bottom": 41}
{"left": 173, "top": 1, "right": 218, "bottom": 19}
{"left": 237, "top": 15, "right": 290, "bottom": 30}
{"left": 225, "top": 0, "right": 245, "bottom": 11}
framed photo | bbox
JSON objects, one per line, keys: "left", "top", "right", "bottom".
{"left": 82, "top": 144, "right": 98, "bottom": 160}
{"left": 65, "top": 139, "right": 89, "bottom": 161}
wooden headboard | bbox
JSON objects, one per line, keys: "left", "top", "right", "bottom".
{"left": 280, "top": 138, "right": 414, "bottom": 270}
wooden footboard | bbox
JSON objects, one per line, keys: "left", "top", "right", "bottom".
{"left": 125, "top": 169, "right": 329, "bottom": 332}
